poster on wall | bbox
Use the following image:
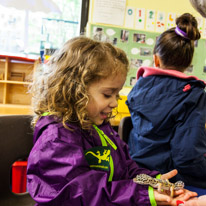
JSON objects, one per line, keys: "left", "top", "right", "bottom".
{"left": 156, "top": 11, "right": 165, "bottom": 32}
{"left": 89, "top": 23, "right": 206, "bottom": 86}
{"left": 125, "top": 7, "right": 135, "bottom": 28}
{"left": 146, "top": 10, "right": 155, "bottom": 31}
{"left": 92, "top": 0, "right": 126, "bottom": 26}
{"left": 135, "top": 8, "right": 145, "bottom": 30}
{"left": 166, "top": 13, "right": 176, "bottom": 29}
{"left": 90, "top": 23, "right": 157, "bottom": 87}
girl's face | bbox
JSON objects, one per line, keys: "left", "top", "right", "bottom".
{"left": 87, "top": 73, "right": 126, "bottom": 125}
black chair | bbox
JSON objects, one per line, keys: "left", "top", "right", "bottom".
{"left": 118, "top": 116, "right": 133, "bottom": 143}
{"left": 0, "top": 115, "right": 35, "bottom": 206}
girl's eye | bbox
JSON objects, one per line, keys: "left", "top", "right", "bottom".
{"left": 104, "top": 94, "right": 111, "bottom": 98}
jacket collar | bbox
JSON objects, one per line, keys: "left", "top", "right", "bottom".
{"left": 137, "top": 66, "right": 206, "bottom": 85}
{"left": 33, "top": 115, "right": 110, "bottom": 144}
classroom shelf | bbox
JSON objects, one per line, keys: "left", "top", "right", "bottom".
{"left": 0, "top": 55, "right": 36, "bottom": 115}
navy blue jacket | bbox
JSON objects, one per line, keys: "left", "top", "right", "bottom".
{"left": 127, "top": 67, "right": 206, "bottom": 188}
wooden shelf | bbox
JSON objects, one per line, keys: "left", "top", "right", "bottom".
{"left": 0, "top": 55, "right": 36, "bottom": 115}
{"left": 0, "top": 104, "right": 32, "bottom": 115}
{"left": 0, "top": 80, "right": 31, "bottom": 84}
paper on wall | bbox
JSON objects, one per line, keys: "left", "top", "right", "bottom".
{"left": 156, "top": 11, "right": 165, "bottom": 32}
{"left": 92, "top": 0, "right": 126, "bottom": 26}
{"left": 125, "top": 7, "right": 135, "bottom": 28}
{"left": 166, "top": 13, "right": 176, "bottom": 29}
{"left": 202, "top": 19, "right": 206, "bottom": 38}
{"left": 197, "top": 17, "right": 203, "bottom": 35}
{"left": 135, "top": 8, "right": 145, "bottom": 30}
{"left": 146, "top": 10, "right": 155, "bottom": 31}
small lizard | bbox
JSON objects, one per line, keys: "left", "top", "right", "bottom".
{"left": 133, "top": 174, "right": 184, "bottom": 197}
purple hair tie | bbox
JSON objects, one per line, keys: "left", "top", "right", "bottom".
{"left": 175, "top": 26, "right": 190, "bottom": 40}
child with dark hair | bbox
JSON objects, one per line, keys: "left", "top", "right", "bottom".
{"left": 27, "top": 36, "right": 196, "bottom": 205}
{"left": 127, "top": 13, "right": 206, "bottom": 191}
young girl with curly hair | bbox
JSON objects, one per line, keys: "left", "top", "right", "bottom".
{"left": 27, "top": 36, "right": 196, "bottom": 206}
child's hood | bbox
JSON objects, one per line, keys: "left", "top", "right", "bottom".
{"left": 137, "top": 66, "right": 206, "bottom": 85}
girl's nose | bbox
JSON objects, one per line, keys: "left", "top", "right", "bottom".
{"left": 109, "top": 97, "right": 118, "bottom": 108}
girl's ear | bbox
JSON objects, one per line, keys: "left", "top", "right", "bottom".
{"left": 153, "top": 54, "right": 160, "bottom": 68}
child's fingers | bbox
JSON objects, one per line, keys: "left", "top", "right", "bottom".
{"left": 154, "top": 190, "right": 171, "bottom": 203}
{"left": 174, "top": 190, "right": 198, "bottom": 204}
{"left": 174, "top": 189, "right": 184, "bottom": 195}
{"left": 161, "top": 169, "right": 178, "bottom": 180}
{"left": 173, "top": 189, "right": 197, "bottom": 200}
{"left": 181, "top": 190, "right": 198, "bottom": 200}
{"left": 181, "top": 193, "right": 198, "bottom": 201}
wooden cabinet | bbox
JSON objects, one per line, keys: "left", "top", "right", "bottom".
{"left": 0, "top": 55, "right": 36, "bottom": 115}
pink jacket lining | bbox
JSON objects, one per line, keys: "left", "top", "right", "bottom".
{"left": 137, "top": 67, "right": 206, "bottom": 85}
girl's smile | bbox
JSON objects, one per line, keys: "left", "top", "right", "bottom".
{"left": 100, "top": 112, "right": 110, "bottom": 119}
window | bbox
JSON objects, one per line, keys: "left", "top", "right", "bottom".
{"left": 0, "top": 0, "right": 88, "bottom": 56}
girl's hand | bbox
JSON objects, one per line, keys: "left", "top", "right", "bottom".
{"left": 155, "top": 169, "right": 197, "bottom": 205}
{"left": 154, "top": 189, "right": 197, "bottom": 206}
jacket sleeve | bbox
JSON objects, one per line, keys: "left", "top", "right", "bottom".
{"left": 27, "top": 127, "right": 157, "bottom": 206}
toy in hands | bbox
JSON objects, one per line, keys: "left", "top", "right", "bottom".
{"left": 134, "top": 174, "right": 184, "bottom": 197}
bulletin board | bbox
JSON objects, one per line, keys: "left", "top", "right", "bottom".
{"left": 89, "top": 23, "right": 206, "bottom": 87}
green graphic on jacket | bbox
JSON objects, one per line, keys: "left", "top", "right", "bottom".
{"left": 84, "top": 146, "right": 111, "bottom": 171}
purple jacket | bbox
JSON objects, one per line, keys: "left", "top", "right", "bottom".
{"left": 27, "top": 116, "right": 159, "bottom": 206}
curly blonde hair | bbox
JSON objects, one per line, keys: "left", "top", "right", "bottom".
{"left": 31, "top": 36, "right": 129, "bottom": 129}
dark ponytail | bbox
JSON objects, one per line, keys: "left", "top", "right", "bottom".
{"left": 176, "top": 13, "right": 200, "bottom": 40}
{"left": 153, "top": 13, "right": 200, "bottom": 72}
